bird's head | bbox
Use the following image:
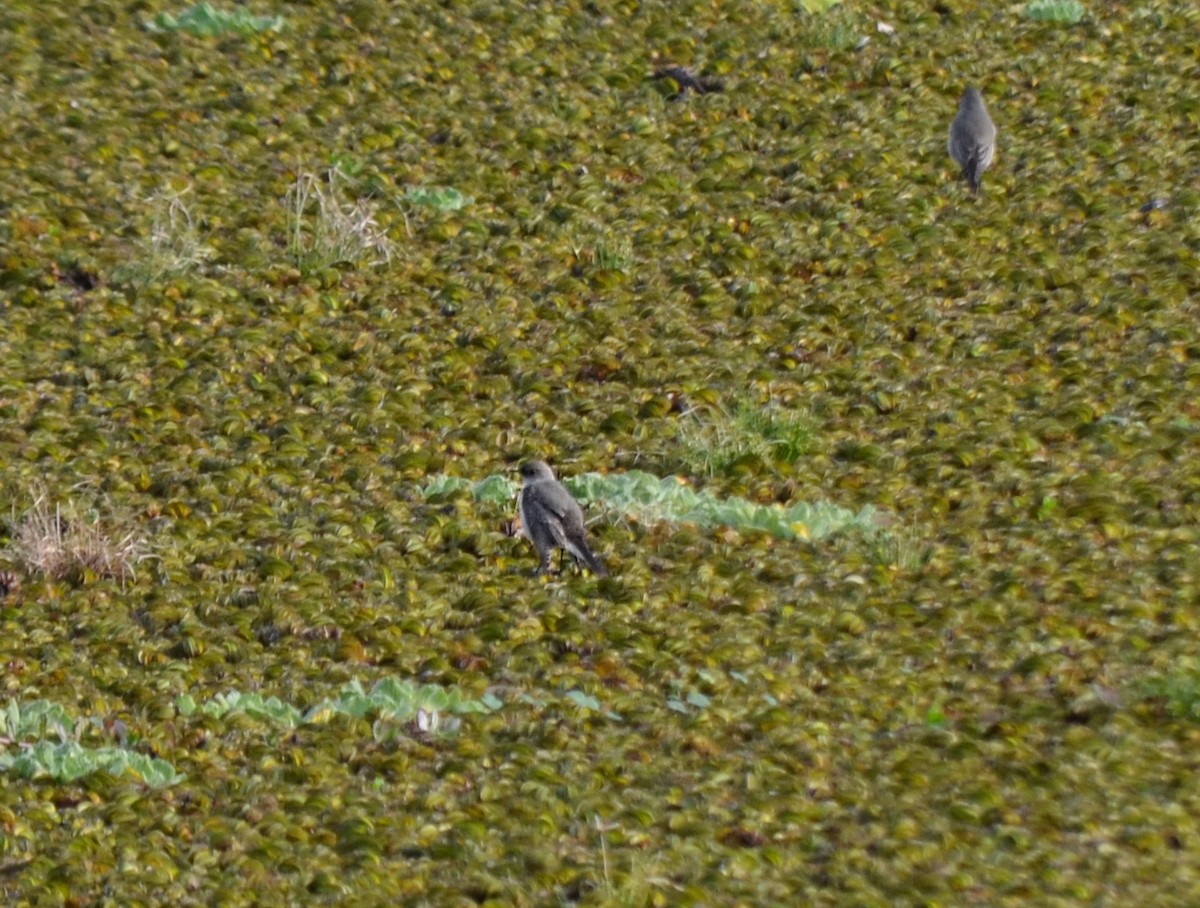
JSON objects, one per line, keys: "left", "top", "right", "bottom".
{"left": 519, "top": 460, "right": 556, "bottom": 482}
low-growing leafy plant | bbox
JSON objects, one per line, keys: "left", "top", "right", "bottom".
{"left": 925, "top": 702, "right": 948, "bottom": 727}
{"left": 285, "top": 167, "right": 392, "bottom": 273}
{"left": 0, "top": 741, "right": 183, "bottom": 787}
{"left": 565, "top": 690, "right": 602, "bottom": 711}
{"left": 324, "top": 677, "right": 500, "bottom": 718}
{"left": 421, "top": 473, "right": 513, "bottom": 503}
{"left": 177, "top": 690, "right": 304, "bottom": 726}
{"left": 144, "top": 2, "right": 285, "bottom": 36}
{"left": 420, "top": 468, "right": 877, "bottom": 541}
{"left": 177, "top": 677, "right": 501, "bottom": 739}
{"left": 1025, "top": 0, "right": 1086, "bottom": 23}
{"left": 398, "top": 185, "right": 474, "bottom": 237}
{"left": 0, "top": 699, "right": 73, "bottom": 741}
{"left": 665, "top": 688, "right": 711, "bottom": 714}
{"left": 328, "top": 153, "right": 365, "bottom": 178}
{"left": 402, "top": 185, "right": 473, "bottom": 213}
{"left": 0, "top": 700, "right": 182, "bottom": 788}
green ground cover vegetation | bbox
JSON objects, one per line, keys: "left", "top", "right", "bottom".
{"left": 2, "top": 0, "right": 1199, "bottom": 903}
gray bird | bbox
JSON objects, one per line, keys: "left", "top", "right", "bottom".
{"left": 948, "top": 86, "right": 997, "bottom": 195}
{"left": 517, "top": 461, "right": 609, "bottom": 577}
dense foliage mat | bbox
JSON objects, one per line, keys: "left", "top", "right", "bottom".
{"left": 2, "top": 0, "right": 1200, "bottom": 904}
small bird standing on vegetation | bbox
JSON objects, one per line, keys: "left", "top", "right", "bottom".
{"left": 651, "top": 65, "right": 724, "bottom": 99}
{"left": 517, "top": 461, "right": 609, "bottom": 577}
{"left": 948, "top": 86, "right": 997, "bottom": 195}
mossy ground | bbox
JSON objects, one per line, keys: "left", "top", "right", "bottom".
{"left": 2, "top": 0, "right": 1200, "bottom": 904}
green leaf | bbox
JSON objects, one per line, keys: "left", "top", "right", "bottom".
{"left": 404, "top": 186, "right": 473, "bottom": 212}
{"left": 565, "top": 690, "right": 600, "bottom": 711}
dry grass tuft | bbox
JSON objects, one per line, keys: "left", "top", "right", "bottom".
{"left": 6, "top": 488, "right": 150, "bottom": 585}
{"left": 285, "top": 167, "right": 392, "bottom": 273}
{"left": 113, "top": 187, "right": 215, "bottom": 292}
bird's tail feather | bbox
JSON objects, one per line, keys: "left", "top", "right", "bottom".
{"left": 567, "top": 542, "right": 608, "bottom": 577}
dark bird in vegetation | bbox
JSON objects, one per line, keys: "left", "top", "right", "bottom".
{"left": 948, "top": 86, "right": 996, "bottom": 195}
{"left": 0, "top": 571, "right": 20, "bottom": 598}
{"left": 652, "top": 66, "right": 724, "bottom": 99}
{"left": 517, "top": 461, "right": 609, "bottom": 577}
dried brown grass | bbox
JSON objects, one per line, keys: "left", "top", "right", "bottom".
{"left": 6, "top": 487, "right": 149, "bottom": 584}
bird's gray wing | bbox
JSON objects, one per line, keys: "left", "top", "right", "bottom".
{"left": 520, "top": 483, "right": 571, "bottom": 542}
{"left": 530, "top": 482, "right": 579, "bottom": 520}
{"left": 538, "top": 483, "right": 598, "bottom": 552}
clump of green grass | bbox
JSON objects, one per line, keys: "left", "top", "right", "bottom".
{"left": 865, "top": 529, "right": 931, "bottom": 571}
{"left": 596, "top": 239, "right": 633, "bottom": 272}
{"left": 112, "top": 188, "right": 214, "bottom": 292}
{"left": 676, "top": 400, "right": 816, "bottom": 477}
{"left": 4, "top": 487, "right": 150, "bottom": 585}
{"left": 145, "top": 2, "right": 285, "bottom": 36}
{"left": 800, "top": 5, "right": 865, "bottom": 51}
{"left": 1145, "top": 662, "right": 1200, "bottom": 721}
{"left": 285, "top": 167, "right": 392, "bottom": 274}
{"left": 592, "top": 813, "right": 688, "bottom": 904}
{"left": 570, "top": 237, "right": 634, "bottom": 273}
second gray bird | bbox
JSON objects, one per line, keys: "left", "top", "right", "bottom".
{"left": 948, "top": 86, "right": 996, "bottom": 195}
{"left": 518, "top": 461, "right": 609, "bottom": 577}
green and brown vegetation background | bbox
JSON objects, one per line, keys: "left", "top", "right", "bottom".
{"left": 2, "top": 0, "right": 1200, "bottom": 904}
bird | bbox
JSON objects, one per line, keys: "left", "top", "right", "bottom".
{"left": 651, "top": 66, "right": 724, "bottom": 99}
{"left": 517, "top": 460, "right": 609, "bottom": 577}
{"left": 948, "top": 86, "right": 997, "bottom": 195}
